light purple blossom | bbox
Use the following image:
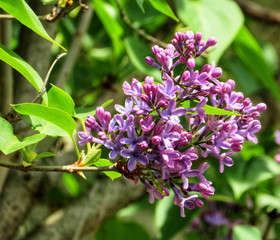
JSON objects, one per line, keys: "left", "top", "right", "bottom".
{"left": 77, "top": 31, "right": 266, "bottom": 217}
{"left": 161, "top": 99, "right": 187, "bottom": 124}
{"left": 158, "top": 78, "right": 180, "bottom": 99}
{"left": 115, "top": 97, "right": 133, "bottom": 116}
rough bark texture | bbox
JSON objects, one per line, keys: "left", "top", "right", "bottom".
{"left": 26, "top": 178, "right": 144, "bottom": 240}
{"left": 0, "top": 2, "right": 145, "bottom": 240}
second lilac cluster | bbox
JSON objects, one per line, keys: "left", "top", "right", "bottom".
{"left": 78, "top": 31, "right": 266, "bottom": 217}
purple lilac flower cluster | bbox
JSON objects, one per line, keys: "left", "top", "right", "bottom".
{"left": 78, "top": 31, "right": 266, "bottom": 217}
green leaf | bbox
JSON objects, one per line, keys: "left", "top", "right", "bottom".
{"left": 232, "top": 225, "right": 261, "bottom": 240}
{"left": 175, "top": 0, "right": 244, "bottom": 63}
{"left": 94, "top": 158, "right": 121, "bottom": 180}
{"left": 12, "top": 103, "right": 76, "bottom": 137}
{"left": 256, "top": 193, "right": 280, "bottom": 211}
{"left": 0, "top": 44, "right": 45, "bottom": 96}
{"left": 155, "top": 191, "right": 200, "bottom": 240}
{"left": 0, "top": 0, "right": 66, "bottom": 51}
{"left": 41, "top": 0, "right": 57, "bottom": 5}
{"left": 124, "top": 36, "right": 160, "bottom": 81}
{"left": 33, "top": 152, "right": 55, "bottom": 161}
{"left": 188, "top": 100, "right": 240, "bottom": 116}
{"left": 148, "top": 169, "right": 166, "bottom": 195}
{"left": 96, "top": 217, "right": 152, "bottom": 240}
{"left": 0, "top": 117, "right": 46, "bottom": 155}
{"left": 62, "top": 173, "right": 81, "bottom": 197}
{"left": 25, "top": 115, "right": 69, "bottom": 137}
{"left": 202, "top": 104, "right": 240, "bottom": 116}
{"left": 225, "top": 155, "right": 280, "bottom": 200}
{"left": 148, "top": 0, "right": 179, "bottom": 22}
{"left": 136, "top": 0, "right": 145, "bottom": 13}
{"left": 223, "top": 58, "right": 261, "bottom": 96}
{"left": 82, "top": 148, "right": 101, "bottom": 166}
{"left": 74, "top": 99, "right": 113, "bottom": 122}
{"left": 233, "top": 26, "right": 280, "bottom": 103}
{"left": 48, "top": 84, "right": 75, "bottom": 115}
{"left": 155, "top": 191, "right": 175, "bottom": 231}
{"left": 90, "top": 0, "right": 123, "bottom": 57}
{"left": 22, "top": 161, "right": 32, "bottom": 167}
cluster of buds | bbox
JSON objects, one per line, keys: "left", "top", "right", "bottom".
{"left": 78, "top": 31, "right": 266, "bottom": 217}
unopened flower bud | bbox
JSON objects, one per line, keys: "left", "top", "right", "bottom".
{"left": 227, "top": 79, "right": 235, "bottom": 89}
{"left": 152, "top": 45, "right": 161, "bottom": 55}
{"left": 175, "top": 32, "right": 185, "bottom": 41}
{"left": 139, "top": 141, "right": 148, "bottom": 149}
{"left": 186, "top": 43, "right": 195, "bottom": 53}
{"left": 152, "top": 136, "right": 161, "bottom": 145}
{"left": 202, "top": 64, "right": 211, "bottom": 73}
{"left": 182, "top": 71, "right": 190, "bottom": 82}
{"left": 198, "top": 183, "right": 208, "bottom": 191}
{"left": 145, "top": 56, "right": 155, "bottom": 66}
{"left": 171, "top": 38, "right": 178, "bottom": 46}
{"left": 195, "top": 32, "right": 202, "bottom": 42}
{"left": 251, "top": 111, "right": 260, "bottom": 118}
{"left": 210, "top": 86, "right": 219, "bottom": 94}
{"left": 211, "top": 68, "right": 223, "bottom": 78}
{"left": 85, "top": 115, "right": 96, "bottom": 128}
{"left": 221, "top": 83, "right": 231, "bottom": 94}
{"left": 141, "top": 94, "right": 149, "bottom": 103}
{"left": 195, "top": 199, "right": 204, "bottom": 208}
{"left": 158, "top": 99, "right": 169, "bottom": 108}
{"left": 231, "top": 144, "right": 242, "bottom": 152}
{"left": 206, "top": 37, "right": 217, "bottom": 47}
{"left": 187, "top": 58, "right": 195, "bottom": 69}
{"left": 257, "top": 103, "right": 267, "bottom": 112}
{"left": 185, "top": 30, "right": 194, "bottom": 40}
{"left": 222, "top": 122, "right": 232, "bottom": 131}
{"left": 243, "top": 98, "right": 251, "bottom": 107}
{"left": 98, "top": 132, "right": 107, "bottom": 140}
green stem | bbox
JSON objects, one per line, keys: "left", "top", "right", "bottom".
{"left": 71, "top": 136, "right": 80, "bottom": 159}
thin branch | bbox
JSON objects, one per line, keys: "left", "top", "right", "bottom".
{"left": 33, "top": 52, "right": 67, "bottom": 103}
{"left": 0, "top": 1, "right": 89, "bottom": 22}
{"left": 0, "top": 159, "right": 118, "bottom": 173}
{"left": 114, "top": 0, "right": 167, "bottom": 48}
{"left": 235, "top": 0, "right": 280, "bottom": 24}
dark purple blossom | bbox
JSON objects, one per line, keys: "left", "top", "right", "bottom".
{"left": 120, "top": 144, "right": 149, "bottom": 171}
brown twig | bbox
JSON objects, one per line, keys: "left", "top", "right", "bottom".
{"left": 235, "top": 0, "right": 280, "bottom": 24}
{"left": 0, "top": 159, "right": 118, "bottom": 173}
{"left": 114, "top": 0, "right": 167, "bottom": 48}
{"left": 33, "top": 52, "right": 67, "bottom": 103}
{"left": 0, "top": 1, "right": 88, "bottom": 22}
